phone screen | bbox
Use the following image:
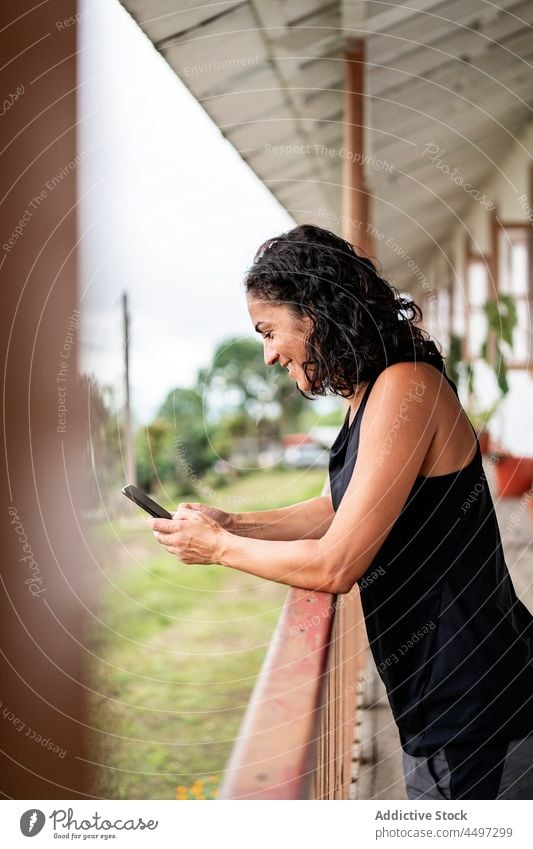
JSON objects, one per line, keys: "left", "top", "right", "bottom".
{"left": 121, "top": 484, "right": 173, "bottom": 519}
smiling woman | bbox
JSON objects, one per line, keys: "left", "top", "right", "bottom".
{"left": 149, "top": 223, "right": 533, "bottom": 801}
{"left": 244, "top": 223, "right": 444, "bottom": 400}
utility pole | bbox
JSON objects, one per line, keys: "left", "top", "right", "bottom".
{"left": 122, "top": 290, "right": 136, "bottom": 485}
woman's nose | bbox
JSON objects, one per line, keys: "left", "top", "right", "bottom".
{"left": 263, "top": 340, "right": 279, "bottom": 366}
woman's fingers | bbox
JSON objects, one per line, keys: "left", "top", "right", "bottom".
{"left": 175, "top": 501, "right": 203, "bottom": 512}
{"left": 151, "top": 513, "right": 190, "bottom": 546}
{"left": 149, "top": 517, "right": 172, "bottom": 533}
{"left": 149, "top": 508, "right": 216, "bottom": 564}
{"left": 149, "top": 510, "right": 190, "bottom": 534}
{"left": 152, "top": 524, "right": 190, "bottom": 561}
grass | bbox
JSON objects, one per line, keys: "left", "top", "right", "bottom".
{"left": 85, "top": 467, "right": 326, "bottom": 799}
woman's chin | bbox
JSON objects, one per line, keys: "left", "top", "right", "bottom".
{"left": 289, "top": 368, "right": 313, "bottom": 392}
{"left": 295, "top": 375, "right": 311, "bottom": 391}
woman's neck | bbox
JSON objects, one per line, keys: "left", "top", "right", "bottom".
{"left": 346, "top": 382, "right": 369, "bottom": 427}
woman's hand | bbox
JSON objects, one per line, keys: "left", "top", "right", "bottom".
{"left": 175, "top": 501, "right": 233, "bottom": 531}
{"left": 148, "top": 506, "right": 227, "bottom": 565}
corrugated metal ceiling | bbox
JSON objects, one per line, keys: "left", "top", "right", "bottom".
{"left": 119, "top": 0, "right": 533, "bottom": 289}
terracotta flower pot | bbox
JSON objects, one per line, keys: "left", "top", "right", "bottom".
{"left": 494, "top": 456, "right": 533, "bottom": 498}
{"left": 528, "top": 495, "right": 533, "bottom": 528}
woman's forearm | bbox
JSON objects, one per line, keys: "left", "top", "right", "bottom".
{"left": 229, "top": 494, "right": 334, "bottom": 541}
{"left": 217, "top": 531, "right": 337, "bottom": 593}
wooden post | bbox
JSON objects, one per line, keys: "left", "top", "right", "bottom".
{"left": 0, "top": 0, "right": 90, "bottom": 797}
{"left": 338, "top": 29, "right": 371, "bottom": 800}
{"left": 343, "top": 38, "right": 373, "bottom": 258}
{"left": 488, "top": 207, "right": 501, "bottom": 368}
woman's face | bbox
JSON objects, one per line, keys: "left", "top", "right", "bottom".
{"left": 246, "top": 295, "right": 316, "bottom": 391}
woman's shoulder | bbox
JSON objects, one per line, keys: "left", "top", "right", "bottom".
{"left": 362, "top": 360, "right": 451, "bottom": 454}
{"left": 370, "top": 361, "right": 477, "bottom": 477}
{"left": 358, "top": 361, "right": 441, "bottom": 448}
{"left": 371, "top": 359, "right": 447, "bottom": 399}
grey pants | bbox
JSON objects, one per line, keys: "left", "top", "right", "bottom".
{"left": 402, "top": 735, "right": 533, "bottom": 799}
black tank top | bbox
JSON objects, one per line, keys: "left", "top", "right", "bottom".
{"left": 329, "top": 360, "right": 533, "bottom": 760}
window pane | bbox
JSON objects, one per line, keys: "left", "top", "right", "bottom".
{"left": 469, "top": 309, "right": 486, "bottom": 358}
{"left": 499, "top": 228, "right": 528, "bottom": 297}
{"left": 453, "top": 285, "right": 467, "bottom": 336}
{"left": 513, "top": 299, "right": 532, "bottom": 362}
{"left": 468, "top": 260, "right": 488, "bottom": 307}
{"left": 437, "top": 288, "right": 450, "bottom": 337}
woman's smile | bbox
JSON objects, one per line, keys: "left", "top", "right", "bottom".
{"left": 246, "top": 294, "right": 315, "bottom": 391}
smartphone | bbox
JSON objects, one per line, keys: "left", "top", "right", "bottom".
{"left": 121, "top": 484, "right": 173, "bottom": 519}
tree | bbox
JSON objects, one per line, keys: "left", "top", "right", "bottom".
{"left": 157, "top": 387, "right": 203, "bottom": 423}
{"left": 135, "top": 418, "right": 176, "bottom": 494}
{"left": 154, "top": 387, "right": 215, "bottom": 492}
{"left": 197, "top": 337, "right": 306, "bottom": 437}
{"left": 135, "top": 337, "right": 310, "bottom": 493}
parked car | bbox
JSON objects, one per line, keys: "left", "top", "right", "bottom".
{"left": 283, "top": 443, "right": 329, "bottom": 469}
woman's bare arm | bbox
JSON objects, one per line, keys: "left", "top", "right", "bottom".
{"left": 230, "top": 494, "right": 335, "bottom": 540}
{"left": 153, "top": 364, "right": 439, "bottom": 594}
{"left": 179, "top": 494, "right": 335, "bottom": 541}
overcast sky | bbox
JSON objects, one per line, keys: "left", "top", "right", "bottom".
{"left": 77, "top": 0, "right": 298, "bottom": 425}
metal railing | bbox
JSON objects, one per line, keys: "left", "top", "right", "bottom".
{"left": 219, "top": 483, "right": 369, "bottom": 799}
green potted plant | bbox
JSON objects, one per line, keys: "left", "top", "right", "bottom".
{"left": 480, "top": 294, "right": 533, "bottom": 497}
{"left": 464, "top": 394, "right": 501, "bottom": 455}
{"left": 458, "top": 354, "right": 499, "bottom": 454}
{"left": 480, "top": 294, "right": 516, "bottom": 396}
{"left": 446, "top": 332, "right": 463, "bottom": 389}
{"left": 447, "top": 334, "right": 489, "bottom": 453}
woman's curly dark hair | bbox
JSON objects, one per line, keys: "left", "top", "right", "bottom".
{"left": 244, "top": 223, "right": 444, "bottom": 400}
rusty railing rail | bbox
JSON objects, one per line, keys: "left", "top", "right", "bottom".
{"left": 219, "top": 486, "right": 368, "bottom": 799}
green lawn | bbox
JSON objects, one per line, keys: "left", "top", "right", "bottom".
{"left": 85, "top": 468, "right": 326, "bottom": 799}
